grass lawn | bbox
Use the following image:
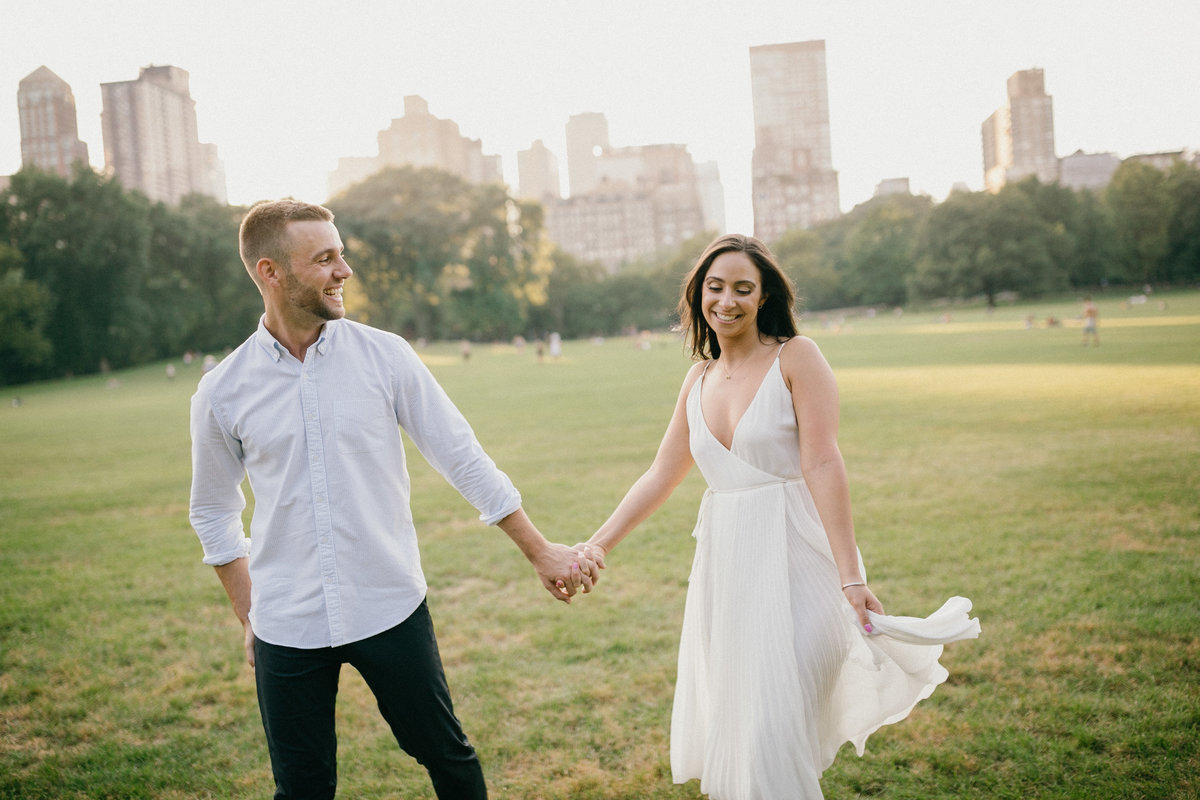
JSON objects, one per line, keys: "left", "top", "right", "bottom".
{"left": 1, "top": 289, "right": 1197, "bottom": 799}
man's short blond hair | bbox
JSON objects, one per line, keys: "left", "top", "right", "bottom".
{"left": 238, "top": 199, "right": 334, "bottom": 280}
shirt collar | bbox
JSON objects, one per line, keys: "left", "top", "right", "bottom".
{"left": 253, "top": 317, "right": 337, "bottom": 361}
{"left": 314, "top": 321, "right": 334, "bottom": 356}
{"left": 254, "top": 317, "right": 285, "bottom": 362}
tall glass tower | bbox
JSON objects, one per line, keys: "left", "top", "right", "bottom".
{"left": 18, "top": 66, "right": 89, "bottom": 178}
{"left": 749, "top": 40, "right": 841, "bottom": 242}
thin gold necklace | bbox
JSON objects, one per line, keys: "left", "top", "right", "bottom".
{"left": 720, "top": 350, "right": 752, "bottom": 380}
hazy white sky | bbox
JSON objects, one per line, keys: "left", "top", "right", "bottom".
{"left": 4, "top": 0, "right": 1197, "bottom": 233}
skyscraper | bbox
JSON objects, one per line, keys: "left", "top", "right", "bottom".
{"left": 695, "top": 160, "right": 727, "bottom": 235}
{"left": 100, "top": 65, "right": 226, "bottom": 205}
{"left": 544, "top": 132, "right": 715, "bottom": 272}
{"left": 377, "top": 96, "right": 502, "bottom": 184}
{"left": 982, "top": 68, "right": 1057, "bottom": 193}
{"left": 749, "top": 40, "right": 840, "bottom": 242}
{"left": 1058, "top": 150, "right": 1120, "bottom": 192}
{"left": 517, "top": 139, "right": 561, "bottom": 202}
{"left": 327, "top": 96, "right": 502, "bottom": 197}
{"left": 17, "top": 66, "right": 89, "bottom": 178}
{"left": 565, "top": 112, "right": 610, "bottom": 197}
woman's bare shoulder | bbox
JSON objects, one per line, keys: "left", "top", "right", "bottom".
{"left": 679, "top": 359, "right": 709, "bottom": 392}
{"left": 780, "top": 335, "right": 827, "bottom": 364}
{"left": 779, "top": 336, "right": 835, "bottom": 387}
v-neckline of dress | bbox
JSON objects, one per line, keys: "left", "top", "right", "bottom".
{"left": 699, "top": 351, "right": 783, "bottom": 453}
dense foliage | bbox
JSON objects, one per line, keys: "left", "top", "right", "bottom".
{"left": 2, "top": 159, "right": 1198, "bottom": 385}
{"left": 816, "top": 160, "right": 1200, "bottom": 312}
{"left": 329, "top": 166, "right": 555, "bottom": 342}
{"left": 0, "top": 166, "right": 256, "bottom": 385}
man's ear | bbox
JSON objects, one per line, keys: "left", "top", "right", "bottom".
{"left": 257, "top": 257, "right": 283, "bottom": 288}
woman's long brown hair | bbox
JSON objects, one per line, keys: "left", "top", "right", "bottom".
{"left": 677, "top": 234, "right": 798, "bottom": 360}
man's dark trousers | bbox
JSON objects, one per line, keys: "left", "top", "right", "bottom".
{"left": 254, "top": 599, "right": 487, "bottom": 799}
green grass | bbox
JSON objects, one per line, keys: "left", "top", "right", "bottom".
{"left": 2, "top": 289, "right": 1198, "bottom": 799}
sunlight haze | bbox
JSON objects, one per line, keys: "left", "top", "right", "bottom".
{"left": 4, "top": 0, "right": 1197, "bottom": 233}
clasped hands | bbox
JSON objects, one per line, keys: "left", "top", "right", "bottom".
{"left": 535, "top": 541, "right": 607, "bottom": 603}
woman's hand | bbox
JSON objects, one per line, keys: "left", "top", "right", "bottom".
{"left": 555, "top": 542, "right": 608, "bottom": 596}
{"left": 842, "top": 584, "right": 883, "bottom": 633}
{"left": 576, "top": 542, "right": 608, "bottom": 571}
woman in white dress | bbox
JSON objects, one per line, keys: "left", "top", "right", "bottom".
{"left": 580, "top": 234, "right": 979, "bottom": 799}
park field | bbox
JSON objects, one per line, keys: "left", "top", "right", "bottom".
{"left": 1, "top": 290, "right": 1198, "bottom": 799}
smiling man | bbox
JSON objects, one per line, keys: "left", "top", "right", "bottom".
{"left": 188, "top": 199, "right": 597, "bottom": 799}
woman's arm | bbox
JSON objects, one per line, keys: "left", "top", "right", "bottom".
{"left": 585, "top": 363, "right": 704, "bottom": 557}
{"left": 782, "top": 337, "right": 882, "bottom": 629}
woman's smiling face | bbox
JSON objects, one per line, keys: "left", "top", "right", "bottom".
{"left": 703, "top": 250, "right": 763, "bottom": 336}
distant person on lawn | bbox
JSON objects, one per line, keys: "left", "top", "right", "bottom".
{"left": 1082, "top": 295, "right": 1100, "bottom": 346}
{"left": 188, "top": 199, "right": 600, "bottom": 800}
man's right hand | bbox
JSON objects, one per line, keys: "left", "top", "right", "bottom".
{"left": 242, "top": 621, "right": 256, "bottom": 668}
{"left": 535, "top": 541, "right": 599, "bottom": 602}
{"left": 495, "top": 509, "right": 601, "bottom": 604}
{"left": 213, "top": 558, "right": 255, "bottom": 666}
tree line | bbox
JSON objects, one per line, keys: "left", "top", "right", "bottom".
{"left": 789, "top": 158, "right": 1200, "bottom": 311}
{"left": 2, "top": 159, "right": 1197, "bottom": 386}
{"left": 1, "top": 166, "right": 257, "bottom": 386}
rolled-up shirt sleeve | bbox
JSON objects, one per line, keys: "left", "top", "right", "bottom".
{"left": 189, "top": 387, "right": 252, "bottom": 565}
{"left": 391, "top": 341, "right": 522, "bottom": 525}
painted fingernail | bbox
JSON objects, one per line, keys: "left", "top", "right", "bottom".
{"left": 864, "top": 623, "right": 873, "bottom": 633}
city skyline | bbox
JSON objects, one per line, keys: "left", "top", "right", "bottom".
{"left": 3, "top": 0, "right": 1198, "bottom": 234}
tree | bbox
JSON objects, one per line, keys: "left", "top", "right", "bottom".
{"left": 0, "top": 245, "right": 53, "bottom": 385}
{"left": 559, "top": 272, "right": 662, "bottom": 338}
{"left": 527, "top": 248, "right": 607, "bottom": 338}
{"left": 1164, "top": 160, "right": 1200, "bottom": 283}
{"left": 910, "top": 189, "right": 1065, "bottom": 306}
{"left": 330, "top": 167, "right": 473, "bottom": 338}
{"left": 331, "top": 167, "right": 550, "bottom": 341}
{"left": 1007, "top": 177, "right": 1117, "bottom": 289}
{"left": 172, "top": 195, "right": 258, "bottom": 353}
{"left": 137, "top": 195, "right": 253, "bottom": 360}
{"left": 441, "top": 189, "right": 553, "bottom": 340}
{"left": 1105, "top": 160, "right": 1172, "bottom": 285}
{"left": 1063, "top": 189, "right": 1118, "bottom": 288}
{"left": 835, "top": 194, "right": 932, "bottom": 307}
{"left": 773, "top": 228, "right": 841, "bottom": 312}
{"left": 0, "top": 165, "right": 152, "bottom": 376}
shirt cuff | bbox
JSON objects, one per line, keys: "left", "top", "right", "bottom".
{"left": 479, "top": 490, "right": 523, "bottom": 526}
{"left": 201, "top": 537, "right": 251, "bottom": 566}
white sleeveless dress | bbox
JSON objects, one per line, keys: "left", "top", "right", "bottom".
{"left": 670, "top": 345, "right": 980, "bottom": 800}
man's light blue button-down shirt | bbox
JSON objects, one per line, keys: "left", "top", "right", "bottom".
{"left": 189, "top": 318, "right": 521, "bottom": 648}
